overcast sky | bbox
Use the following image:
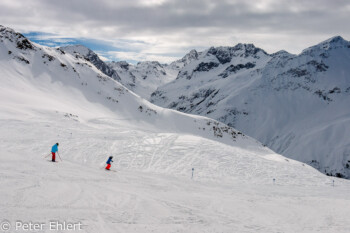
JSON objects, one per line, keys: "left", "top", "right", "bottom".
{"left": 1, "top": 0, "right": 349, "bottom": 63}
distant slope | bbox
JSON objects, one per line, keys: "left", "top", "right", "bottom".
{"left": 106, "top": 60, "right": 178, "bottom": 99}
{"left": 0, "top": 25, "right": 268, "bottom": 154}
{"left": 61, "top": 45, "right": 178, "bottom": 99}
{"left": 60, "top": 44, "right": 122, "bottom": 81}
{"left": 151, "top": 37, "right": 350, "bottom": 178}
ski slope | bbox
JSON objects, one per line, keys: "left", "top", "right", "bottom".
{"left": 1, "top": 25, "right": 350, "bottom": 232}
{"left": 1, "top": 113, "right": 350, "bottom": 233}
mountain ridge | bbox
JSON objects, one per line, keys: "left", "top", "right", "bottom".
{"left": 149, "top": 36, "right": 350, "bottom": 179}
{"left": 0, "top": 24, "right": 269, "bottom": 153}
{"left": 9, "top": 24, "right": 348, "bottom": 178}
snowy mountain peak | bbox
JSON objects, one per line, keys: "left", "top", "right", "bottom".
{"left": 0, "top": 25, "right": 15, "bottom": 35}
{"left": 60, "top": 44, "right": 92, "bottom": 57}
{"left": 232, "top": 43, "right": 268, "bottom": 56}
{"left": 188, "top": 48, "right": 198, "bottom": 55}
{"left": 137, "top": 61, "right": 164, "bottom": 69}
{"left": 0, "top": 25, "right": 19, "bottom": 38}
{"left": 271, "top": 50, "right": 294, "bottom": 58}
{"left": 179, "top": 49, "right": 199, "bottom": 65}
{"left": 233, "top": 43, "right": 256, "bottom": 50}
{"left": 302, "top": 36, "right": 349, "bottom": 55}
{"left": 205, "top": 43, "right": 268, "bottom": 64}
{"left": 61, "top": 44, "right": 121, "bottom": 82}
{"left": 0, "top": 25, "right": 35, "bottom": 50}
{"left": 107, "top": 61, "right": 131, "bottom": 70}
{"left": 169, "top": 49, "right": 199, "bottom": 70}
{"left": 182, "top": 49, "right": 199, "bottom": 61}
{"left": 322, "top": 35, "right": 347, "bottom": 46}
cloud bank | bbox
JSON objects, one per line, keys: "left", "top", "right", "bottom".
{"left": 1, "top": 0, "right": 349, "bottom": 63}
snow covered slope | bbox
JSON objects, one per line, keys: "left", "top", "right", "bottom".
{"left": 1, "top": 26, "right": 264, "bottom": 149}
{"left": 106, "top": 60, "right": 178, "bottom": 99}
{"left": 61, "top": 44, "right": 122, "bottom": 82}
{"left": 61, "top": 45, "right": 178, "bottom": 99}
{"left": 151, "top": 38, "right": 350, "bottom": 178}
{"left": 1, "top": 25, "right": 350, "bottom": 232}
{"left": 168, "top": 49, "right": 200, "bottom": 70}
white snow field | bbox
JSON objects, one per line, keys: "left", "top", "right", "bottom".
{"left": 1, "top": 26, "right": 350, "bottom": 232}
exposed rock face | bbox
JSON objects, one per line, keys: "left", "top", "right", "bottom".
{"left": 61, "top": 45, "right": 121, "bottom": 82}
{"left": 106, "top": 60, "right": 178, "bottom": 99}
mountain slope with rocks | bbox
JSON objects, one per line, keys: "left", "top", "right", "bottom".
{"left": 61, "top": 44, "right": 122, "bottom": 82}
{"left": 106, "top": 60, "right": 178, "bottom": 99}
{"left": 151, "top": 37, "right": 350, "bottom": 178}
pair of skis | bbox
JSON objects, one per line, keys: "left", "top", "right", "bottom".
{"left": 105, "top": 168, "right": 117, "bottom": 172}
{"left": 44, "top": 152, "right": 63, "bottom": 162}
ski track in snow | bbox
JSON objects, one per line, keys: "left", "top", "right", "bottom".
{"left": 1, "top": 116, "right": 350, "bottom": 233}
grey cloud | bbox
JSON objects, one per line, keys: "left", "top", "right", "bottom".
{"left": 2, "top": 0, "right": 349, "bottom": 36}
{"left": 0, "top": 0, "right": 349, "bottom": 60}
{"left": 37, "top": 0, "right": 349, "bottom": 32}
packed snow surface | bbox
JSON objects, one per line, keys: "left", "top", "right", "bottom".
{"left": 2, "top": 112, "right": 350, "bottom": 233}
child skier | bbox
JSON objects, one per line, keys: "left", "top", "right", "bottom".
{"left": 51, "top": 143, "right": 59, "bottom": 162}
{"left": 106, "top": 156, "right": 113, "bottom": 170}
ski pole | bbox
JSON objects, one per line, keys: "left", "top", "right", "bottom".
{"left": 57, "top": 152, "right": 63, "bottom": 162}
{"left": 44, "top": 153, "right": 51, "bottom": 158}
